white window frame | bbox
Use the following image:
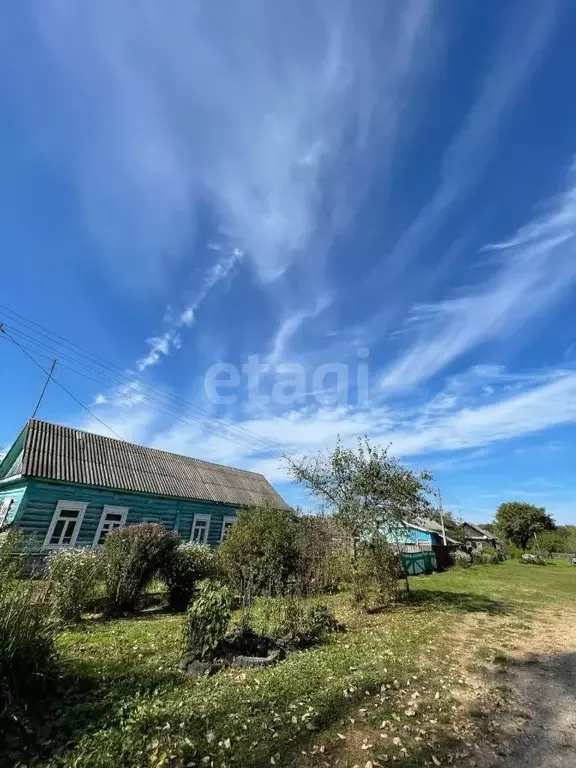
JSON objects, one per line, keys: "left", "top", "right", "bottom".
{"left": 42, "top": 500, "right": 88, "bottom": 550}
{"left": 190, "top": 514, "right": 211, "bottom": 545}
{"left": 220, "top": 515, "right": 236, "bottom": 543}
{"left": 92, "top": 505, "right": 129, "bottom": 548}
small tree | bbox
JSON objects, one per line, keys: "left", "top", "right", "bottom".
{"left": 218, "top": 505, "right": 300, "bottom": 598}
{"left": 286, "top": 438, "right": 433, "bottom": 593}
{"left": 293, "top": 513, "right": 345, "bottom": 595}
{"left": 495, "top": 502, "right": 555, "bottom": 550}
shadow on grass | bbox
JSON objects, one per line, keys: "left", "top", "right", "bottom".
{"left": 0, "top": 663, "right": 185, "bottom": 768}
{"left": 408, "top": 589, "right": 513, "bottom": 615}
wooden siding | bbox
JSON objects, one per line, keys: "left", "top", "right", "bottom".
{"left": 0, "top": 480, "right": 28, "bottom": 526}
{"left": 20, "top": 479, "right": 239, "bottom": 549}
{"left": 383, "top": 524, "right": 438, "bottom": 546}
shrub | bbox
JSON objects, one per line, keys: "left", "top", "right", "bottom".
{"left": 49, "top": 548, "right": 102, "bottom": 622}
{"left": 521, "top": 553, "right": 546, "bottom": 565}
{"left": 0, "top": 531, "right": 57, "bottom": 717}
{"left": 161, "top": 543, "right": 217, "bottom": 612}
{"left": 183, "top": 579, "right": 232, "bottom": 661}
{"left": 470, "top": 549, "right": 485, "bottom": 565}
{"left": 452, "top": 550, "right": 472, "bottom": 568}
{"left": 300, "top": 602, "right": 339, "bottom": 643}
{"left": 255, "top": 596, "right": 339, "bottom": 647}
{"left": 102, "top": 523, "right": 180, "bottom": 614}
{"left": 506, "top": 542, "right": 524, "bottom": 560}
{"left": 352, "top": 537, "right": 404, "bottom": 611}
{"left": 480, "top": 547, "right": 500, "bottom": 564}
{"left": 293, "top": 515, "right": 348, "bottom": 595}
{"left": 218, "top": 505, "right": 300, "bottom": 598}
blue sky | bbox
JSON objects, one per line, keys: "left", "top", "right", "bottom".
{"left": 1, "top": 0, "right": 575, "bottom": 523}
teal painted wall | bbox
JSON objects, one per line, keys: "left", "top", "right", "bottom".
{"left": 382, "top": 525, "right": 438, "bottom": 546}
{"left": 20, "top": 479, "right": 238, "bottom": 549}
{"left": 0, "top": 480, "right": 28, "bottom": 526}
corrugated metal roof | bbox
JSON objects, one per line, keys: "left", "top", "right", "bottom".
{"left": 22, "top": 420, "right": 290, "bottom": 509}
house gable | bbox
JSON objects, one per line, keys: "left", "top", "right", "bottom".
{"left": 0, "top": 425, "right": 27, "bottom": 482}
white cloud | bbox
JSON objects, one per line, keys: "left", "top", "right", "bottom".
{"left": 382, "top": 163, "right": 576, "bottom": 390}
{"left": 384, "top": 0, "right": 561, "bottom": 275}
{"left": 137, "top": 247, "right": 242, "bottom": 370}
{"left": 268, "top": 295, "right": 331, "bottom": 365}
{"left": 24, "top": 0, "right": 438, "bottom": 293}
{"left": 138, "top": 333, "right": 172, "bottom": 371}
{"left": 141, "top": 365, "right": 576, "bottom": 485}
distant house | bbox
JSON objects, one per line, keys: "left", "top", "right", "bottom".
{"left": 0, "top": 419, "right": 289, "bottom": 551}
{"left": 462, "top": 522, "right": 502, "bottom": 550}
{"left": 383, "top": 517, "right": 460, "bottom": 549}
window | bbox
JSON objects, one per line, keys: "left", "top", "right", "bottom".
{"left": 93, "top": 506, "right": 128, "bottom": 547}
{"left": 220, "top": 516, "right": 236, "bottom": 542}
{"left": 0, "top": 498, "right": 13, "bottom": 528}
{"left": 191, "top": 514, "right": 211, "bottom": 545}
{"left": 43, "top": 501, "right": 87, "bottom": 549}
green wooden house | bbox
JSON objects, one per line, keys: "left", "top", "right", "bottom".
{"left": 0, "top": 419, "right": 289, "bottom": 550}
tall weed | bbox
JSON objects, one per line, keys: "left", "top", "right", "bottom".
{"left": 49, "top": 548, "right": 102, "bottom": 622}
{"left": 0, "top": 531, "right": 57, "bottom": 717}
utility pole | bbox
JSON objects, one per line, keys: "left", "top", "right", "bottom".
{"left": 436, "top": 488, "right": 447, "bottom": 545}
{"left": 31, "top": 359, "right": 57, "bottom": 419}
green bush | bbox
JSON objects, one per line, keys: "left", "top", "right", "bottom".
{"left": 255, "top": 596, "right": 339, "bottom": 647}
{"left": 480, "top": 547, "right": 500, "bottom": 564}
{"left": 161, "top": 543, "right": 217, "bottom": 612}
{"left": 218, "top": 505, "right": 299, "bottom": 597}
{"left": 352, "top": 537, "right": 403, "bottom": 611}
{"left": 49, "top": 548, "right": 102, "bottom": 622}
{"left": 452, "top": 550, "right": 472, "bottom": 568}
{"left": 293, "top": 515, "right": 349, "bottom": 595}
{"left": 506, "top": 542, "right": 524, "bottom": 560}
{"left": 102, "top": 523, "right": 180, "bottom": 614}
{"left": 300, "top": 602, "right": 339, "bottom": 643}
{"left": 183, "top": 579, "right": 232, "bottom": 661}
{"left": 0, "top": 531, "right": 57, "bottom": 717}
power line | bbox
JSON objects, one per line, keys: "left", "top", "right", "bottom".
{"left": 0, "top": 303, "right": 281, "bottom": 453}
{"left": 31, "top": 358, "right": 57, "bottom": 419}
{"left": 0, "top": 327, "right": 126, "bottom": 441}
{"left": 6, "top": 333, "right": 289, "bottom": 457}
{"left": 3, "top": 328, "right": 279, "bottom": 455}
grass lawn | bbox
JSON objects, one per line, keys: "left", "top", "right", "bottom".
{"left": 3, "top": 561, "right": 575, "bottom": 768}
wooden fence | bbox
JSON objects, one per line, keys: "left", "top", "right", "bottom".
{"left": 401, "top": 550, "right": 437, "bottom": 575}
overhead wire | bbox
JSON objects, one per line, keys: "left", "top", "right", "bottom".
{"left": 1, "top": 327, "right": 126, "bottom": 441}
{"left": 0, "top": 304, "right": 286, "bottom": 457}
{"left": 0, "top": 302, "right": 281, "bottom": 453}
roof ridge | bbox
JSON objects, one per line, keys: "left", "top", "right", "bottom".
{"left": 27, "top": 418, "right": 268, "bottom": 479}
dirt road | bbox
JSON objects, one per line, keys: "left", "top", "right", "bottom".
{"left": 471, "top": 609, "right": 576, "bottom": 768}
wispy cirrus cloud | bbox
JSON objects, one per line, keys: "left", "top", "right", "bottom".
{"left": 90, "top": 362, "right": 576, "bottom": 485}
{"left": 382, "top": 162, "right": 576, "bottom": 391}
{"left": 18, "top": 0, "right": 438, "bottom": 297}
{"left": 137, "top": 247, "right": 242, "bottom": 370}
{"left": 385, "top": 0, "right": 562, "bottom": 274}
